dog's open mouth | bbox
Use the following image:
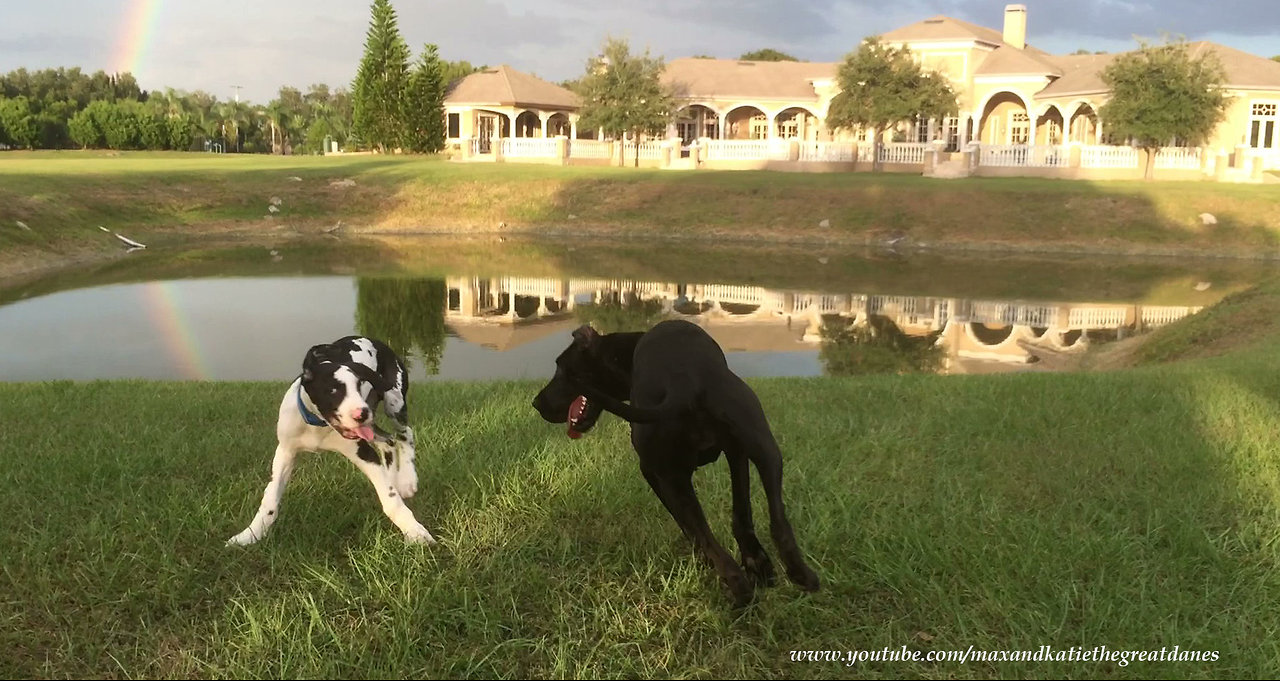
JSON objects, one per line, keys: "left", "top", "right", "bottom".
{"left": 339, "top": 425, "right": 376, "bottom": 441}
{"left": 567, "top": 395, "right": 588, "bottom": 439}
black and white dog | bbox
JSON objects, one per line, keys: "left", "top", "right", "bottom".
{"left": 227, "top": 336, "right": 436, "bottom": 546}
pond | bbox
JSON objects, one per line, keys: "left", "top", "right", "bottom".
{"left": 1, "top": 235, "right": 1273, "bottom": 382}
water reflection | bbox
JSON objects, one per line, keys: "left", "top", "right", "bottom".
{"left": 438, "top": 275, "right": 1204, "bottom": 376}
{"left": 0, "top": 270, "right": 1206, "bottom": 381}
{"left": 355, "top": 278, "right": 447, "bottom": 374}
{"left": 820, "top": 315, "right": 945, "bottom": 376}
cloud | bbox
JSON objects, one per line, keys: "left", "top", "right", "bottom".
{"left": 942, "top": 0, "right": 1280, "bottom": 42}
{"left": 0, "top": 0, "right": 1276, "bottom": 105}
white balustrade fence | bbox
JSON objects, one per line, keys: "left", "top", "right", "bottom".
{"left": 1154, "top": 147, "right": 1202, "bottom": 170}
{"left": 500, "top": 137, "right": 557, "bottom": 157}
{"left": 1080, "top": 145, "right": 1139, "bottom": 169}
{"left": 877, "top": 142, "right": 929, "bottom": 165}
{"left": 569, "top": 139, "right": 612, "bottom": 159}
{"left": 701, "top": 284, "right": 769, "bottom": 307}
{"left": 567, "top": 278, "right": 614, "bottom": 294}
{"left": 980, "top": 145, "right": 1069, "bottom": 168}
{"left": 1068, "top": 307, "right": 1130, "bottom": 329}
{"left": 798, "top": 142, "right": 856, "bottom": 163}
{"left": 498, "top": 277, "right": 563, "bottom": 297}
{"left": 869, "top": 295, "right": 922, "bottom": 316}
{"left": 794, "top": 293, "right": 850, "bottom": 314}
{"left": 703, "top": 139, "right": 790, "bottom": 161}
{"left": 621, "top": 141, "right": 663, "bottom": 160}
{"left": 969, "top": 301, "right": 1056, "bottom": 327}
{"left": 1140, "top": 306, "right": 1201, "bottom": 327}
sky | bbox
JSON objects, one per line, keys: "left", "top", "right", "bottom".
{"left": 1, "top": 0, "right": 1277, "bottom": 104}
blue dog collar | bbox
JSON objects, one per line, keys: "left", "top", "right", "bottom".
{"left": 296, "top": 383, "right": 328, "bottom": 427}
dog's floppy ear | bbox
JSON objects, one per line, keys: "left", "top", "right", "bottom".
{"left": 349, "top": 362, "right": 393, "bottom": 394}
{"left": 301, "top": 344, "right": 329, "bottom": 381}
{"left": 572, "top": 324, "right": 600, "bottom": 349}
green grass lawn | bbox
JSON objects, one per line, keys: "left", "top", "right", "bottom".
{"left": 3, "top": 150, "right": 1280, "bottom": 280}
{"left": 6, "top": 280, "right": 1280, "bottom": 678}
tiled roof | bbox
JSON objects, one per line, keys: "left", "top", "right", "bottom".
{"left": 660, "top": 57, "right": 837, "bottom": 100}
{"left": 445, "top": 65, "right": 580, "bottom": 110}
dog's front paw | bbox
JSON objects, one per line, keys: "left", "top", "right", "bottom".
{"left": 404, "top": 524, "right": 436, "bottom": 545}
{"left": 226, "top": 529, "right": 261, "bottom": 547}
{"left": 725, "top": 571, "right": 755, "bottom": 610}
{"left": 790, "top": 565, "right": 820, "bottom": 593}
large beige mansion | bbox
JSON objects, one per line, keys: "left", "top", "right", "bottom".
{"left": 440, "top": 4, "right": 1280, "bottom": 181}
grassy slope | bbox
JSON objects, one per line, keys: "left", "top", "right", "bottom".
{"left": 6, "top": 282, "right": 1280, "bottom": 678}
{"left": 3, "top": 151, "right": 1280, "bottom": 279}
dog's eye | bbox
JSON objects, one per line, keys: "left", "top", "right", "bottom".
{"left": 330, "top": 387, "right": 340, "bottom": 395}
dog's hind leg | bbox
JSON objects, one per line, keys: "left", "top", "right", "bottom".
{"left": 661, "top": 471, "right": 755, "bottom": 608}
{"left": 747, "top": 438, "right": 820, "bottom": 593}
{"left": 726, "top": 450, "right": 776, "bottom": 587}
{"left": 227, "top": 443, "right": 297, "bottom": 546}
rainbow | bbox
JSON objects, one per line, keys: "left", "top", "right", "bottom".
{"left": 141, "top": 281, "right": 210, "bottom": 380}
{"left": 111, "top": 0, "right": 163, "bottom": 77}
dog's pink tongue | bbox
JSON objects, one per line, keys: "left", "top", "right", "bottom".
{"left": 356, "top": 425, "right": 376, "bottom": 441}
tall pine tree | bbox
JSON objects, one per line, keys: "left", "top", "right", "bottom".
{"left": 403, "top": 43, "right": 447, "bottom": 153}
{"left": 352, "top": 0, "right": 411, "bottom": 152}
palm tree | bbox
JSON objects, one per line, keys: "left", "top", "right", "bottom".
{"left": 262, "top": 101, "right": 290, "bottom": 154}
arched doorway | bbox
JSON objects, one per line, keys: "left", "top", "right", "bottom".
{"left": 1068, "top": 103, "right": 1099, "bottom": 143}
{"left": 515, "top": 111, "right": 541, "bottom": 138}
{"left": 978, "top": 92, "right": 1030, "bottom": 145}
{"left": 546, "top": 112, "right": 571, "bottom": 137}
{"left": 774, "top": 107, "right": 819, "bottom": 140}
{"left": 1035, "top": 105, "right": 1065, "bottom": 146}
{"left": 724, "top": 105, "right": 769, "bottom": 140}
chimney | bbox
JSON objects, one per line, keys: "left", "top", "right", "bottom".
{"left": 1003, "top": 4, "right": 1027, "bottom": 50}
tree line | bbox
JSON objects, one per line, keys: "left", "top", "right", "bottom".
{"left": 0, "top": 0, "right": 481, "bottom": 154}
{"left": 0, "top": 67, "right": 361, "bottom": 154}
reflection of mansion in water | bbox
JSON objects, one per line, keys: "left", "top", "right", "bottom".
{"left": 445, "top": 276, "right": 1202, "bottom": 373}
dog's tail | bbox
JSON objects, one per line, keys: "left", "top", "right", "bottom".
{"left": 573, "top": 380, "right": 688, "bottom": 424}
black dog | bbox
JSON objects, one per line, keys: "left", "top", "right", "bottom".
{"left": 533, "top": 319, "right": 820, "bottom": 607}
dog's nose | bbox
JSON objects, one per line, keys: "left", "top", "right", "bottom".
{"left": 355, "top": 407, "right": 370, "bottom": 421}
